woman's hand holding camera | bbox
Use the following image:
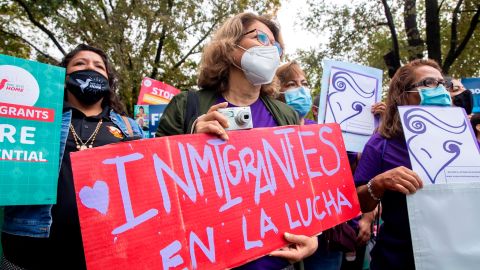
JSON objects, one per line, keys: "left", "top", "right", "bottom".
{"left": 193, "top": 102, "right": 230, "bottom": 140}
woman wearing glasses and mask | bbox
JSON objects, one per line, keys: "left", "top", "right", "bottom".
{"left": 157, "top": 12, "right": 317, "bottom": 270}
{"left": 354, "top": 59, "right": 452, "bottom": 270}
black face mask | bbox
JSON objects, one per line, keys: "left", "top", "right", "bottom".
{"left": 453, "top": 90, "right": 473, "bottom": 114}
{"left": 66, "top": 69, "right": 110, "bottom": 105}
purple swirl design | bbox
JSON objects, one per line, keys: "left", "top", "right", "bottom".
{"left": 327, "top": 71, "right": 375, "bottom": 126}
{"left": 403, "top": 108, "right": 467, "bottom": 184}
{"left": 336, "top": 101, "right": 366, "bottom": 125}
{"left": 403, "top": 108, "right": 467, "bottom": 135}
{"left": 331, "top": 71, "right": 375, "bottom": 98}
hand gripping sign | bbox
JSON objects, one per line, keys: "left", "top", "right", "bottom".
{"left": 71, "top": 123, "right": 360, "bottom": 269}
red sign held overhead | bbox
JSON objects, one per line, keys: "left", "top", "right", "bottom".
{"left": 71, "top": 124, "right": 360, "bottom": 270}
{"left": 137, "top": 77, "right": 181, "bottom": 105}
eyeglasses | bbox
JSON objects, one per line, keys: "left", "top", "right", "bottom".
{"left": 406, "top": 77, "right": 446, "bottom": 91}
{"left": 243, "top": 29, "right": 283, "bottom": 56}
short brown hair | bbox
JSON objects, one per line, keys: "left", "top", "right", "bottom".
{"left": 378, "top": 59, "right": 443, "bottom": 138}
{"left": 275, "top": 61, "right": 306, "bottom": 102}
{"left": 276, "top": 60, "right": 306, "bottom": 87}
{"left": 197, "top": 12, "right": 284, "bottom": 96}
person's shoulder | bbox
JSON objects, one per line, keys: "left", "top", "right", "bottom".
{"left": 364, "top": 132, "right": 387, "bottom": 151}
{"left": 177, "top": 88, "right": 217, "bottom": 102}
{"left": 110, "top": 110, "right": 136, "bottom": 123}
{"left": 267, "top": 95, "right": 296, "bottom": 113}
{"left": 195, "top": 88, "right": 218, "bottom": 100}
{"left": 304, "top": 118, "right": 317, "bottom": 125}
{"left": 269, "top": 96, "right": 299, "bottom": 121}
{"left": 168, "top": 90, "right": 198, "bottom": 109}
{"left": 172, "top": 90, "right": 189, "bottom": 100}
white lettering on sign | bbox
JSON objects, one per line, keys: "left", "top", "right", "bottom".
{"left": 0, "top": 124, "right": 36, "bottom": 144}
{"left": 104, "top": 153, "right": 159, "bottom": 235}
{"left": 285, "top": 188, "right": 353, "bottom": 230}
{"left": 106, "top": 126, "right": 344, "bottom": 228}
{"left": 159, "top": 227, "right": 216, "bottom": 270}
{"left": 152, "top": 87, "right": 175, "bottom": 100}
{"left": 467, "top": 88, "right": 480, "bottom": 94}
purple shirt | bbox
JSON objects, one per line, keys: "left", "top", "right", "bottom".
{"left": 303, "top": 118, "right": 317, "bottom": 125}
{"left": 217, "top": 96, "right": 289, "bottom": 270}
{"left": 217, "top": 96, "right": 278, "bottom": 128}
{"left": 354, "top": 133, "right": 414, "bottom": 270}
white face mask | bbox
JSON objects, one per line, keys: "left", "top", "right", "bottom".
{"left": 236, "top": 45, "right": 280, "bottom": 86}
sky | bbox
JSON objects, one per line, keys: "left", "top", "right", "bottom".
{"left": 276, "top": 0, "right": 318, "bottom": 56}
{"left": 277, "top": 0, "right": 350, "bottom": 56}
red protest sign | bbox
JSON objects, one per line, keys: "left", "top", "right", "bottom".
{"left": 137, "top": 77, "right": 181, "bottom": 105}
{"left": 71, "top": 124, "right": 360, "bottom": 270}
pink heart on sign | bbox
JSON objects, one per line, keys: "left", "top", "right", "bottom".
{"left": 79, "top": 180, "right": 109, "bottom": 215}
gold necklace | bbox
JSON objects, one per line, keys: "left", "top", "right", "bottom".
{"left": 69, "top": 119, "right": 103, "bottom": 150}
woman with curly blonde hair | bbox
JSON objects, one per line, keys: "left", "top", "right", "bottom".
{"left": 157, "top": 12, "right": 317, "bottom": 270}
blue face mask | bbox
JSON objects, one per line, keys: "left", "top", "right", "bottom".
{"left": 418, "top": 85, "right": 452, "bottom": 106}
{"left": 284, "top": 86, "right": 312, "bottom": 117}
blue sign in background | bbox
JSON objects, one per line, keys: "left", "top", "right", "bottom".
{"left": 461, "top": 78, "right": 480, "bottom": 114}
{"left": 134, "top": 104, "right": 167, "bottom": 138}
{"left": 148, "top": 104, "right": 167, "bottom": 137}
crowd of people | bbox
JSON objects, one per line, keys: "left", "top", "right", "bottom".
{"left": 1, "top": 11, "right": 478, "bottom": 270}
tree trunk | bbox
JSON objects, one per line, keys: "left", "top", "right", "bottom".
{"left": 425, "top": 0, "right": 442, "bottom": 64}
{"left": 381, "top": 0, "right": 401, "bottom": 77}
{"left": 404, "top": 0, "right": 424, "bottom": 60}
{"left": 150, "top": 0, "right": 174, "bottom": 79}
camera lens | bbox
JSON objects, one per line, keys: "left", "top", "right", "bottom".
{"left": 235, "top": 111, "right": 251, "bottom": 126}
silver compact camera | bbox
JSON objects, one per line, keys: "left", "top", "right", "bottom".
{"left": 217, "top": 106, "right": 253, "bottom": 130}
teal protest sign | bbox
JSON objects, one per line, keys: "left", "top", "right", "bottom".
{"left": 0, "top": 54, "right": 65, "bottom": 205}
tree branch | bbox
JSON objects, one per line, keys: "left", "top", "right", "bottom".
{"left": 338, "top": 20, "right": 384, "bottom": 46}
{"left": 443, "top": 0, "right": 463, "bottom": 73}
{"left": 172, "top": 18, "right": 222, "bottom": 70}
{"left": 13, "top": 0, "right": 66, "bottom": 55}
{"left": 438, "top": 0, "right": 446, "bottom": 13}
{"left": 182, "top": 19, "right": 210, "bottom": 32}
{"left": 0, "top": 29, "right": 58, "bottom": 63}
{"left": 98, "top": 0, "right": 110, "bottom": 24}
{"left": 108, "top": 0, "right": 115, "bottom": 11}
{"left": 443, "top": 4, "right": 480, "bottom": 73}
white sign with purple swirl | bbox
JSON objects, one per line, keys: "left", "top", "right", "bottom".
{"left": 319, "top": 60, "right": 383, "bottom": 152}
{"left": 399, "top": 106, "right": 480, "bottom": 184}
